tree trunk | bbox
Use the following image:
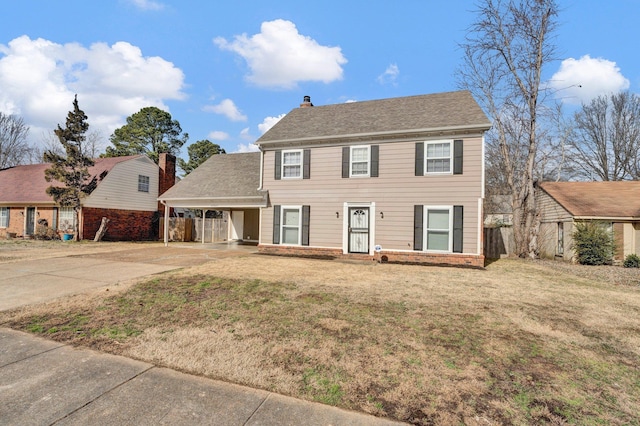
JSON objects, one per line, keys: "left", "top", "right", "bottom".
{"left": 93, "top": 217, "right": 110, "bottom": 242}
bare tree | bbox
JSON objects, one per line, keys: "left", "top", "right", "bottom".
{"left": 458, "top": 0, "right": 559, "bottom": 258}
{"left": 570, "top": 91, "right": 640, "bottom": 181}
{"left": 38, "top": 128, "right": 105, "bottom": 162}
{"left": 0, "top": 112, "right": 30, "bottom": 168}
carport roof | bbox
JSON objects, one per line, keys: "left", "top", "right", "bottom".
{"left": 158, "top": 152, "right": 267, "bottom": 208}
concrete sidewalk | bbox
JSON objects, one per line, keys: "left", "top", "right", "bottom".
{"left": 0, "top": 328, "right": 405, "bottom": 425}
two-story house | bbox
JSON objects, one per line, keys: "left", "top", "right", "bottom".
{"left": 255, "top": 91, "right": 491, "bottom": 267}
{"left": 0, "top": 153, "right": 175, "bottom": 240}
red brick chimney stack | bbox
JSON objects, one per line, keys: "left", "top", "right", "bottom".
{"left": 300, "top": 95, "right": 313, "bottom": 108}
{"left": 158, "top": 152, "right": 176, "bottom": 213}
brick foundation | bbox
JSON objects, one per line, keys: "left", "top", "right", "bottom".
{"left": 258, "top": 245, "right": 485, "bottom": 268}
{"left": 82, "top": 207, "right": 158, "bottom": 241}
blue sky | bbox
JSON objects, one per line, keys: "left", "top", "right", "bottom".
{"left": 1, "top": 0, "right": 638, "bottom": 158}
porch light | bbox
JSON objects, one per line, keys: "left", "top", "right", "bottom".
{"left": 380, "top": 212, "right": 384, "bottom": 219}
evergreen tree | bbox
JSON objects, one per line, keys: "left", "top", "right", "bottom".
{"left": 178, "top": 139, "right": 225, "bottom": 175}
{"left": 44, "top": 95, "right": 95, "bottom": 241}
{"left": 104, "top": 106, "right": 188, "bottom": 163}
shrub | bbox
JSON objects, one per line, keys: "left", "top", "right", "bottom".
{"left": 571, "top": 221, "right": 614, "bottom": 265}
{"left": 623, "top": 254, "right": 640, "bottom": 268}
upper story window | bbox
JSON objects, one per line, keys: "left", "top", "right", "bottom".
{"left": 282, "top": 150, "right": 302, "bottom": 179}
{"left": 350, "top": 146, "right": 370, "bottom": 177}
{"left": 138, "top": 175, "right": 150, "bottom": 192}
{"left": 426, "top": 141, "right": 452, "bottom": 174}
{"left": 0, "top": 207, "right": 9, "bottom": 228}
{"left": 415, "top": 140, "right": 463, "bottom": 176}
{"left": 275, "top": 149, "right": 310, "bottom": 180}
{"left": 342, "top": 145, "right": 379, "bottom": 178}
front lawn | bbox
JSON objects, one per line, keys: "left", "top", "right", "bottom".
{"left": 2, "top": 256, "right": 639, "bottom": 425}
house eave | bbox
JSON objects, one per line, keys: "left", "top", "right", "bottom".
{"left": 158, "top": 195, "right": 268, "bottom": 209}
{"left": 573, "top": 216, "right": 640, "bottom": 221}
{"left": 255, "top": 123, "right": 492, "bottom": 149}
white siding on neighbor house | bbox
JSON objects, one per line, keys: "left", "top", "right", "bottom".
{"left": 261, "top": 137, "right": 484, "bottom": 254}
{"left": 83, "top": 157, "right": 159, "bottom": 211}
{"left": 537, "top": 190, "right": 573, "bottom": 223}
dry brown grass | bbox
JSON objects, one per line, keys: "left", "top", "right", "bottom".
{"left": 1, "top": 247, "right": 640, "bottom": 425}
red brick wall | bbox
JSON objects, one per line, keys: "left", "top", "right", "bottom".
{"left": 82, "top": 207, "right": 157, "bottom": 241}
{"left": 258, "top": 245, "right": 485, "bottom": 268}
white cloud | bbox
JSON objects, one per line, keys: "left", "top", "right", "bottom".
{"left": 549, "top": 55, "right": 630, "bottom": 104}
{"left": 207, "top": 130, "right": 229, "bottom": 141}
{"left": 377, "top": 63, "right": 399, "bottom": 86}
{"left": 203, "top": 98, "right": 247, "bottom": 121}
{"left": 214, "top": 19, "right": 347, "bottom": 89}
{"left": 234, "top": 142, "right": 260, "bottom": 153}
{"left": 0, "top": 35, "right": 186, "bottom": 148}
{"left": 129, "top": 0, "right": 164, "bottom": 11}
{"left": 258, "top": 113, "right": 285, "bottom": 134}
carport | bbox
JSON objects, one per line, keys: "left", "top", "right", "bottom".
{"left": 158, "top": 152, "right": 268, "bottom": 246}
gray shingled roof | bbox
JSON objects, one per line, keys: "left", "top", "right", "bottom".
{"left": 159, "top": 152, "right": 266, "bottom": 206}
{"left": 256, "top": 90, "right": 491, "bottom": 145}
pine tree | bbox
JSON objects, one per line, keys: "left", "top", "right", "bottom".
{"left": 44, "top": 95, "right": 95, "bottom": 241}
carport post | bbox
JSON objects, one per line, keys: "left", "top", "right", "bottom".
{"left": 162, "top": 201, "right": 169, "bottom": 247}
{"left": 202, "top": 209, "right": 207, "bottom": 244}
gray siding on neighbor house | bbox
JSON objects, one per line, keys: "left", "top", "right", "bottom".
{"left": 83, "top": 156, "right": 159, "bottom": 211}
{"left": 261, "top": 136, "right": 484, "bottom": 254}
{"left": 537, "top": 189, "right": 573, "bottom": 223}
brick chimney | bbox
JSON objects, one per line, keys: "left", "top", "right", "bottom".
{"left": 158, "top": 153, "right": 176, "bottom": 213}
{"left": 300, "top": 95, "right": 313, "bottom": 108}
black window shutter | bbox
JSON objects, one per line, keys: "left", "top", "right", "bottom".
{"left": 272, "top": 205, "right": 281, "bottom": 244}
{"left": 453, "top": 140, "right": 463, "bottom": 175}
{"left": 370, "top": 145, "right": 379, "bottom": 177}
{"left": 415, "top": 142, "right": 424, "bottom": 176}
{"left": 414, "top": 205, "right": 423, "bottom": 251}
{"left": 453, "top": 205, "right": 463, "bottom": 253}
{"left": 302, "top": 205, "right": 310, "bottom": 246}
{"left": 274, "top": 151, "right": 282, "bottom": 180}
{"left": 303, "top": 149, "right": 311, "bottom": 179}
{"left": 342, "top": 147, "right": 350, "bottom": 178}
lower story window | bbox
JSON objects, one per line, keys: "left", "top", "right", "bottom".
{"left": 59, "top": 207, "right": 75, "bottom": 231}
{"left": 414, "top": 205, "right": 463, "bottom": 253}
{"left": 426, "top": 207, "right": 452, "bottom": 251}
{"left": 0, "top": 207, "right": 8, "bottom": 227}
{"left": 281, "top": 207, "right": 301, "bottom": 245}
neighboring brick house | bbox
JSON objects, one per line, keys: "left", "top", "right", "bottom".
{"left": 0, "top": 153, "right": 175, "bottom": 240}
{"left": 537, "top": 181, "right": 640, "bottom": 262}
{"left": 255, "top": 91, "right": 491, "bottom": 267}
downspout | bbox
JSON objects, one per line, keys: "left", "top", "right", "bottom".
{"left": 257, "top": 148, "right": 264, "bottom": 190}
{"left": 161, "top": 200, "right": 169, "bottom": 247}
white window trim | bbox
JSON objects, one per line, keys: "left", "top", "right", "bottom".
{"left": 280, "top": 205, "right": 302, "bottom": 246}
{"left": 58, "top": 207, "right": 75, "bottom": 231}
{"left": 425, "top": 140, "right": 453, "bottom": 175}
{"left": 138, "top": 175, "right": 150, "bottom": 192}
{"left": 0, "top": 207, "right": 8, "bottom": 228}
{"left": 281, "top": 149, "right": 303, "bottom": 179}
{"left": 350, "top": 145, "right": 370, "bottom": 178}
{"left": 423, "top": 205, "right": 453, "bottom": 253}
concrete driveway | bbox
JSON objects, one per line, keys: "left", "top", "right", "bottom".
{"left": 0, "top": 242, "right": 257, "bottom": 312}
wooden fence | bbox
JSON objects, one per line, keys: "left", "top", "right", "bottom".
{"left": 159, "top": 218, "right": 227, "bottom": 242}
{"left": 484, "top": 227, "right": 515, "bottom": 259}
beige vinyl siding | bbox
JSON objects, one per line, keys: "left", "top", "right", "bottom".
{"left": 262, "top": 137, "right": 483, "bottom": 253}
{"left": 537, "top": 189, "right": 573, "bottom": 223}
{"left": 83, "top": 157, "right": 159, "bottom": 211}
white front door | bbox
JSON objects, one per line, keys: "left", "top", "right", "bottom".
{"left": 348, "top": 207, "right": 369, "bottom": 253}
{"left": 231, "top": 210, "right": 244, "bottom": 240}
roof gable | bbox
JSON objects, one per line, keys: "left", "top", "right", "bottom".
{"left": 0, "top": 155, "right": 148, "bottom": 204}
{"left": 256, "top": 90, "right": 491, "bottom": 145}
{"left": 538, "top": 181, "right": 640, "bottom": 218}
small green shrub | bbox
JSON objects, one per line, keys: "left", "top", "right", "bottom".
{"left": 623, "top": 254, "right": 640, "bottom": 268}
{"left": 571, "top": 221, "right": 614, "bottom": 265}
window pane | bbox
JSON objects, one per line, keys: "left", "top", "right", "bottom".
{"left": 352, "top": 147, "right": 368, "bottom": 162}
{"left": 351, "top": 162, "right": 368, "bottom": 175}
{"left": 282, "top": 227, "right": 299, "bottom": 244}
{"left": 426, "top": 159, "right": 450, "bottom": 173}
{"left": 427, "top": 231, "right": 449, "bottom": 251}
{"left": 283, "top": 165, "right": 301, "bottom": 178}
{"left": 283, "top": 151, "right": 301, "bottom": 165}
{"left": 283, "top": 209, "right": 300, "bottom": 226}
{"left": 427, "top": 209, "right": 449, "bottom": 230}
